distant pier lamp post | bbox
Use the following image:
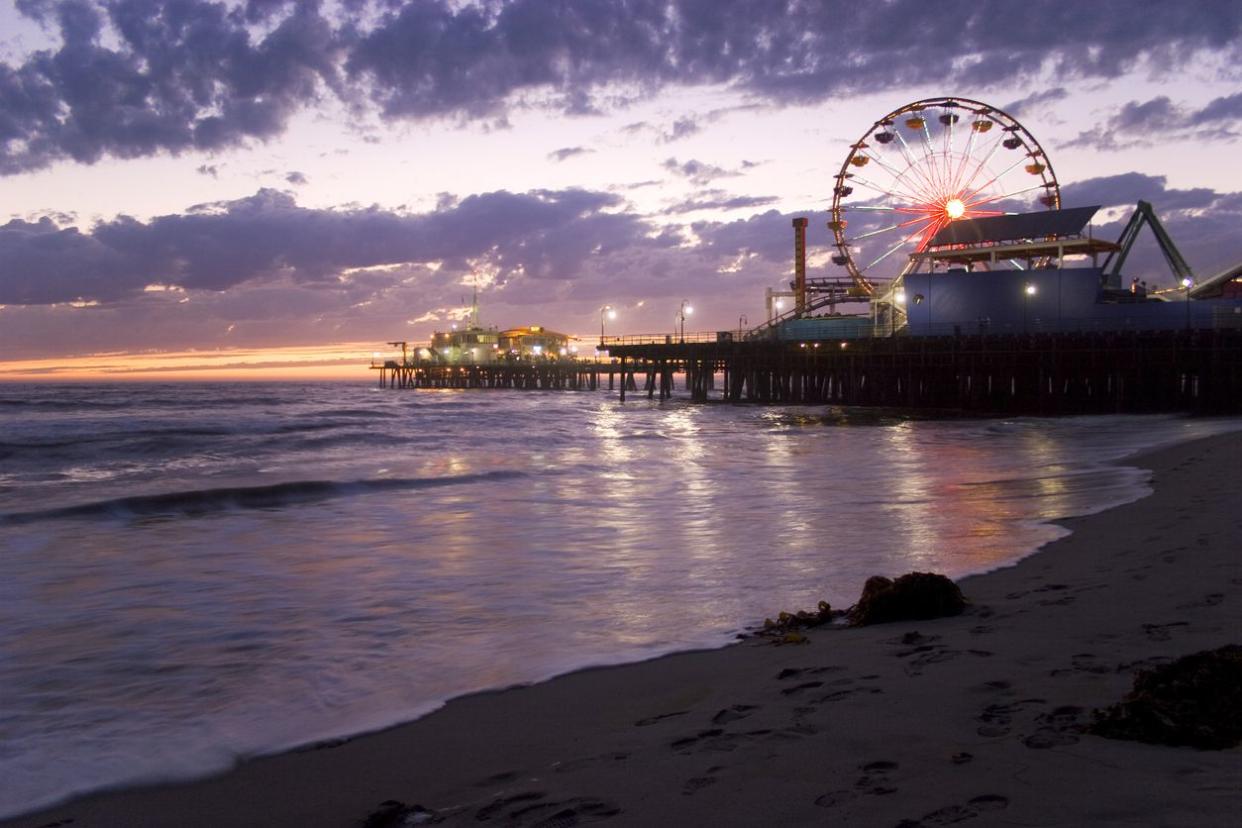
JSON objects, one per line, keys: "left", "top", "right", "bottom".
{"left": 600, "top": 304, "right": 617, "bottom": 344}
{"left": 1023, "top": 282, "right": 1038, "bottom": 332}
{"left": 892, "top": 289, "right": 907, "bottom": 336}
{"left": 1181, "top": 277, "right": 1194, "bottom": 329}
{"left": 677, "top": 300, "right": 694, "bottom": 342}
{"left": 738, "top": 314, "right": 748, "bottom": 336}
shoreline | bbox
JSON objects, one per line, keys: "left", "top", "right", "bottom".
{"left": 6, "top": 430, "right": 1242, "bottom": 827}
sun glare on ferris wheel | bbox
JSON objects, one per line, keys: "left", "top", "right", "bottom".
{"left": 828, "top": 96, "right": 1060, "bottom": 292}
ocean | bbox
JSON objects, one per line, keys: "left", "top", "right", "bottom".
{"left": 1, "top": 381, "right": 1237, "bottom": 819}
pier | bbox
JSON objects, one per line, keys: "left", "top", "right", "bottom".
{"left": 374, "top": 326, "right": 1242, "bottom": 415}
{"left": 603, "top": 328, "right": 1242, "bottom": 414}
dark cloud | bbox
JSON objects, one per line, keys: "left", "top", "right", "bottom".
{"left": 4, "top": 1, "right": 1241, "bottom": 174}
{"left": 1063, "top": 94, "right": 1242, "bottom": 149}
{"left": 692, "top": 208, "right": 818, "bottom": 265}
{"left": 662, "top": 157, "right": 737, "bottom": 185}
{"left": 1003, "top": 87, "right": 1068, "bottom": 117}
{"left": 662, "top": 191, "right": 778, "bottom": 214}
{"left": 662, "top": 116, "right": 699, "bottom": 142}
{"left": 1188, "top": 91, "right": 1242, "bottom": 125}
{"left": 1060, "top": 172, "right": 1218, "bottom": 211}
{"left": 196, "top": 163, "right": 219, "bottom": 177}
{"left": 345, "top": 0, "right": 1242, "bottom": 119}
{"left": 0, "top": 186, "right": 657, "bottom": 305}
{"left": 285, "top": 170, "right": 308, "bottom": 185}
{"left": 1, "top": 0, "right": 342, "bottom": 174}
{"left": 547, "top": 146, "right": 593, "bottom": 162}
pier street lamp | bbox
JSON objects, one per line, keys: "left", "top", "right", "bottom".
{"left": 677, "top": 300, "right": 694, "bottom": 342}
{"left": 892, "top": 289, "right": 907, "bottom": 336}
{"left": 738, "top": 314, "right": 748, "bottom": 337}
{"left": 1181, "top": 277, "right": 1194, "bottom": 330}
{"left": 1023, "top": 282, "right": 1037, "bottom": 333}
{"left": 600, "top": 305, "right": 617, "bottom": 344}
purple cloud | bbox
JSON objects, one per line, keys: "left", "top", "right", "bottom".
{"left": 547, "top": 146, "right": 593, "bottom": 162}
{"left": 662, "top": 157, "right": 737, "bottom": 185}
{"left": 1064, "top": 94, "right": 1242, "bottom": 149}
{"left": 3, "top": 1, "right": 1241, "bottom": 175}
{"left": 0, "top": 187, "right": 658, "bottom": 304}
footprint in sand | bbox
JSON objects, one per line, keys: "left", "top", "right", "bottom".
{"left": 1176, "top": 593, "right": 1225, "bottom": 610}
{"left": 854, "top": 759, "right": 900, "bottom": 795}
{"left": 1049, "top": 653, "right": 1112, "bottom": 676}
{"left": 633, "top": 710, "right": 689, "bottom": 727}
{"left": 681, "top": 775, "right": 718, "bottom": 796}
{"left": 475, "top": 792, "right": 621, "bottom": 825}
{"left": 670, "top": 726, "right": 804, "bottom": 754}
{"left": 361, "top": 800, "right": 439, "bottom": 828}
{"left": 896, "top": 794, "right": 1010, "bottom": 826}
{"left": 1142, "top": 622, "right": 1189, "bottom": 642}
{"left": 813, "top": 789, "right": 858, "bottom": 808}
{"left": 976, "top": 699, "right": 1045, "bottom": 737}
{"left": 1023, "top": 706, "right": 1084, "bottom": 749}
{"left": 551, "top": 752, "right": 629, "bottom": 773}
{"left": 712, "top": 704, "right": 759, "bottom": 724}
{"left": 815, "top": 683, "right": 884, "bottom": 704}
{"left": 777, "top": 665, "right": 845, "bottom": 681}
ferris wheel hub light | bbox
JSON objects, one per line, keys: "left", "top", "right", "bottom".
{"left": 945, "top": 198, "right": 966, "bottom": 219}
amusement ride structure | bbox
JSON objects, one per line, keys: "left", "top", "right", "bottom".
{"left": 750, "top": 94, "right": 1241, "bottom": 339}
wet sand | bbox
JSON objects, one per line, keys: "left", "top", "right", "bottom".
{"left": 7, "top": 432, "right": 1241, "bottom": 827}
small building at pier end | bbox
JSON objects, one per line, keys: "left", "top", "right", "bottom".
{"left": 499, "top": 326, "right": 576, "bottom": 359}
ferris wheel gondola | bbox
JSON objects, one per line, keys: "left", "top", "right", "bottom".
{"left": 829, "top": 96, "right": 1060, "bottom": 294}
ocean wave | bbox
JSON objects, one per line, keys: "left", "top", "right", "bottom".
{"left": 0, "top": 470, "right": 527, "bottom": 526}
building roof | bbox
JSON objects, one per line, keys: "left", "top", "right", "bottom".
{"left": 929, "top": 205, "right": 1101, "bottom": 247}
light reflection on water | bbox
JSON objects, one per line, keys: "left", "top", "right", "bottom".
{"left": 0, "top": 382, "right": 1239, "bottom": 819}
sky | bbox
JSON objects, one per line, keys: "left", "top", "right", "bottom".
{"left": 1, "top": 0, "right": 1240, "bottom": 379}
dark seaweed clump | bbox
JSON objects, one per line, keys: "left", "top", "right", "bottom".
{"left": 1089, "top": 645, "right": 1242, "bottom": 750}
{"left": 848, "top": 572, "right": 966, "bottom": 626}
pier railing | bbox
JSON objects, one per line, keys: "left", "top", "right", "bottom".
{"left": 601, "top": 331, "right": 723, "bottom": 346}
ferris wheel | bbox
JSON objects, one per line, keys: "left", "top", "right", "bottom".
{"left": 829, "top": 96, "right": 1060, "bottom": 293}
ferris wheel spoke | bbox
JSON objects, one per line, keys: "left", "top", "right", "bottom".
{"left": 848, "top": 174, "right": 929, "bottom": 206}
{"left": 916, "top": 216, "right": 949, "bottom": 252}
{"left": 891, "top": 129, "right": 942, "bottom": 196}
{"left": 960, "top": 156, "right": 1029, "bottom": 205}
{"left": 919, "top": 122, "right": 946, "bottom": 194}
{"left": 941, "top": 114, "right": 957, "bottom": 187}
{"left": 841, "top": 204, "right": 928, "bottom": 214}
{"left": 955, "top": 134, "right": 1006, "bottom": 199}
{"left": 860, "top": 219, "right": 936, "bottom": 272}
{"left": 950, "top": 125, "right": 980, "bottom": 193}
{"left": 848, "top": 214, "right": 937, "bottom": 242}
{"left": 964, "top": 183, "right": 1045, "bottom": 209}
{"left": 877, "top": 134, "right": 940, "bottom": 196}
{"left": 865, "top": 151, "right": 934, "bottom": 199}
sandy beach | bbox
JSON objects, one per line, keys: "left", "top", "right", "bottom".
{"left": 7, "top": 430, "right": 1241, "bottom": 828}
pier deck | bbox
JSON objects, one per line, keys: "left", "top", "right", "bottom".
{"left": 375, "top": 328, "right": 1242, "bottom": 415}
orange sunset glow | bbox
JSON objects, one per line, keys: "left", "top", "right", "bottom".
{"left": 0, "top": 343, "right": 393, "bottom": 382}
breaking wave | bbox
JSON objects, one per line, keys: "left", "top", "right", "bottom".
{"left": 0, "top": 470, "right": 527, "bottom": 526}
